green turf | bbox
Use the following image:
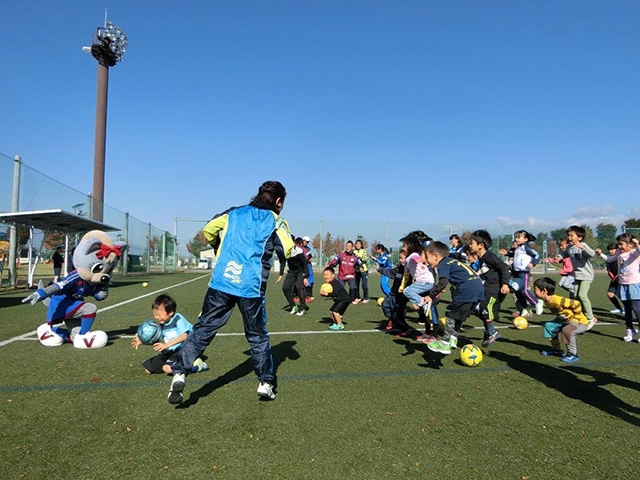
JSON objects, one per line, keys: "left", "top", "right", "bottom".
{"left": 1, "top": 271, "right": 638, "bottom": 479}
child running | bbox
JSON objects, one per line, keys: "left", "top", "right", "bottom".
{"left": 320, "top": 266, "right": 351, "bottom": 331}
{"left": 546, "top": 238, "right": 575, "bottom": 298}
{"left": 468, "top": 230, "right": 511, "bottom": 347}
{"left": 423, "top": 241, "right": 484, "bottom": 355}
{"left": 603, "top": 234, "right": 640, "bottom": 342}
{"left": 560, "top": 225, "right": 597, "bottom": 330}
{"left": 500, "top": 230, "right": 543, "bottom": 318}
{"left": 533, "top": 277, "right": 588, "bottom": 363}
{"left": 401, "top": 235, "right": 436, "bottom": 316}
{"left": 595, "top": 243, "right": 625, "bottom": 316}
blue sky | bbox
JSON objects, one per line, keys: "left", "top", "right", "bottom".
{"left": 2, "top": 1, "right": 639, "bottom": 248}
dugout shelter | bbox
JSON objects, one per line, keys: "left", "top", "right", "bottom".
{"left": 0, "top": 209, "right": 119, "bottom": 287}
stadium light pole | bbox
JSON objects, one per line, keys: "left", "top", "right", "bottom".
{"left": 84, "top": 17, "right": 128, "bottom": 222}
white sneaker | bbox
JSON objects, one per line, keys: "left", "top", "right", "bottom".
{"left": 521, "top": 309, "right": 530, "bottom": 318}
{"left": 257, "top": 382, "right": 276, "bottom": 400}
{"left": 535, "top": 300, "right": 544, "bottom": 315}
{"left": 421, "top": 301, "right": 432, "bottom": 317}
{"left": 623, "top": 329, "right": 634, "bottom": 342}
{"left": 168, "top": 373, "right": 185, "bottom": 404}
{"left": 586, "top": 317, "right": 598, "bottom": 331}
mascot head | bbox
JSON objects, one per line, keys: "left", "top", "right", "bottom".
{"left": 73, "top": 230, "right": 128, "bottom": 285}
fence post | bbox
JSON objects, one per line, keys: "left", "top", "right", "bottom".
{"left": 122, "top": 212, "right": 129, "bottom": 275}
{"left": 8, "top": 155, "right": 21, "bottom": 287}
{"left": 147, "top": 223, "right": 151, "bottom": 274}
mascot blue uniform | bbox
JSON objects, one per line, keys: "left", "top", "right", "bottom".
{"left": 23, "top": 230, "right": 127, "bottom": 349}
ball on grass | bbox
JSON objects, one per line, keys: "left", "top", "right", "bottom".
{"left": 142, "top": 282, "right": 148, "bottom": 288}
{"left": 459, "top": 344, "right": 483, "bottom": 367}
{"left": 513, "top": 316, "right": 528, "bottom": 330}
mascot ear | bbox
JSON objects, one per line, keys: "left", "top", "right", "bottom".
{"left": 114, "top": 241, "right": 128, "bottom": 254}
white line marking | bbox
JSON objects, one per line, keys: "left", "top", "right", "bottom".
{"left": 0, "top": 275, "right": 209, "bottom": 347}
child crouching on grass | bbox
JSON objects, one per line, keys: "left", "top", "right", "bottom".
{"left": 320, "top": 266, "right": 351, "bottom": 331}
{"left": 132, "top": 294, "right": 208, "bottom": 374}
{"left": 533, "top": 277, "right": 588, "bottom": 363}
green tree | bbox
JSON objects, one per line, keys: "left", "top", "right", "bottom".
{"left": 550, "top": 228, "right": 566, "bottom": 242}
{"left": 623, "top": 218, "right": 640, "bottom": 229}
{"left": 595, "top": 223, "right": 618, "bottom": 249}
{"left": 186, "top": 231, "right": 208, "bottom": 258}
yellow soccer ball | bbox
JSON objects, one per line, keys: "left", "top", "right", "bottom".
{"left": 320, "top": 283, "right": 333, "bottom": 295}
{"left": 377, "top": 297, "right": 384, "bottom": 306}
{"left": 513, "top": 316, "right": 528, "bottom": 330}
{"left": 142, "top": 282, "right": 149, "bottom": 288}
{"left": 459, "top": 344, "right": 483, "bottom": 367}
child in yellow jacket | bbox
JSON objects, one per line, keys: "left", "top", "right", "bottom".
{"left": 534, "top": 277, "right": 589, "bottom": 363}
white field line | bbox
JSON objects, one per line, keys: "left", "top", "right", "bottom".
{"left": 12, "top": 321, "right": 622, "bottom": 342}
{"left": 0, "top": 275, "right": 208, "bottom": 347}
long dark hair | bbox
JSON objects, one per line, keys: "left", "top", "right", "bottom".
{"left": 250, "top": 181, "right": 287, "bottom": 213}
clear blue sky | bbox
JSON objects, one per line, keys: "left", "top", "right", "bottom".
{"left": 2, "top": 1, "right": 639, "bottom": 247}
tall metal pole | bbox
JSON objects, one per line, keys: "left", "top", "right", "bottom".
{"left": 92, "top": 62, "right": 109, "bottom": 221}
{"left": 8, "top": 155, "right": 21, "bottom": 287}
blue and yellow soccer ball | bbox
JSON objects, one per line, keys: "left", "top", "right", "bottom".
{"left": 459, "top": 344, "right": 483, "bottom": 367}
{"left": 137, "top": 320, "right": 163, "bottom": 345}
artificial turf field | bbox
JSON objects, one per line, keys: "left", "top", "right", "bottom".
{"left": 1, "top": 271, "right": 638, "bottom": 480}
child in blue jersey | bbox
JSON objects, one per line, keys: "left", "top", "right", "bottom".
{"left": 132, "top": 294, "right": 208, "bottom": 375}
{"left": 500, "top": 230, "right": 543, "bottom": 318}
{"left": 423, "top": 241, "right": 485, "bottom": 356}
{"left": 372, "top": 244, "right": 393, "bottom": 296}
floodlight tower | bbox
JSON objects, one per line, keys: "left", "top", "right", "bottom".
{"left": 85, "top": 15, "right": 128, "bottom": 222}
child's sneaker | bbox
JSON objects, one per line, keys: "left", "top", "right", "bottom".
{"left": 352, "top": 299, "right": 361, "bottom": 305}
{"left": 385, "top": 320, "right": 394, "bottom": 331}
{"left": 329, "top": 323, "right": 344, "bottom": 331}
{"left": 449, "top": 336, "right": 458, "bottom": 349}
{"left": 540, "top": 349, "right": 564, "bottom": 357}
{"left": 305, "top": 296, "right": 315, "bottom": 303}
{"left": 416, "top": 334, "right": 437, "bottom": 344}
{"left": 586, "top": 317, "right": 598, "bottom": 331}
{"left": 257, "top": 382, "right": 276, "bottom": 400}
{"left": 623, "top": 329, "right": 635, "bottom": 342}
{"left": 482, "top": 331, "right": 500, "bottom": 347}
{"left": 168, "top": 373, "right": 185, "bottom": 404}
{"left": 362, "top": 299, "right": 370, "bottom": 304}
{"left": 421, "top": 301, "right": 432, "bottom": 317}
{"left": 610, "top": 308, "right": 622, "bottom": 314}
{"left": 560, "top": 354, "right": 579, "bottom": 363}
{"left": 427, "top": 340, "right": 452, "bottom": 355}
{"left": 289, "top": 305, "right": 299, "bottom": 315}
{"left": 192, "top": 358, "right": 209, "bottom": 373}
{"left": 296, "top": 308, "right": 307, "bottom": 316}
{"left": 535, "top": 300, "right": 544, "bottom": 315}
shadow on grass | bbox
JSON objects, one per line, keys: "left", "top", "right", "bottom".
{"left": 177, "top": 340, "right": 300, "bottom": 409}
{"left": 491, "top": 347, "right": 640, "bottom": 427}
{"left": 0, "top": 296, "right": 25, "bottom": 308}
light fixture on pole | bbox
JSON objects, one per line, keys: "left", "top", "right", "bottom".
{"left": 84, "top": 18, "right": 128, "bottom": 222}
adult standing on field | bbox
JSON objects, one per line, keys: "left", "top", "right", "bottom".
{"left": 353, "top": 238, "right": 370, "bottom": 303}
{"left": 326, "top": 240, "right": 361, "bottom": 304}
{"left": 167, "top": 181, "right": 294, "bottom": 404}
{"left": 52, "top": 246, "right": 64, "bottom": 282}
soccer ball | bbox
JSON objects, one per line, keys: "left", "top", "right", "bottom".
{"left": 142, "top": 282, "right": 149, "bottom": 288}
{"left": 137, "top": 320, "right": 163, "bottom": 345}
{"left": 459, "top": 344, "right": 483, "bottom": 367}
{"left": 513, "top": 316, "right": 528, "bottom": 330}
{"left": 319, "top": 283, "right": 333, "bottom": 295}
{"left": 377, "top": 297, "right": 384, "bottom": 306}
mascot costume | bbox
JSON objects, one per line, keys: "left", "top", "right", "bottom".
{"left": 22, "top": 230, "right": 127, "bottom": 349}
